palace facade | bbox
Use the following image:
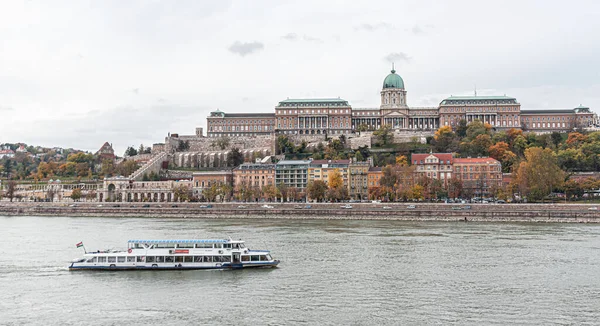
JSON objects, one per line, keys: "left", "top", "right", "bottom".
{"left": 205, "top": 68, "right": 597, "bottom": 137}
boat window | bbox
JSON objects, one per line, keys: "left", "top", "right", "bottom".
{"left": 108, "top": 257, "right": 116, "bottom": 263}
{"left": 195, "top": 243, "right": 212, "bottom": 249}
{"left": 177, "top": 243, "right": 194, "bottom": 248}
{"left": 184, "top": 256, "right": 193, "bottom": 263}
{"left": 136, "top": 256, "right": 145, "bottom": 263}
{"left": 223, "top": 243, "right": 232, "bottom": 249}
{"left": 194, "top": 256, "right": 203, "bottom": 263}
{"left": 126, "top": 256, "right": 135, "bottom": 263}
{"left": 239, "top": 243, "right": 245, "bottom": 248}
{"left": 241, "top": 256, "right": 250, "bottom": 262}
{"left": 156, "top": 256, "right": 164, "bottom": 263}
{"left": 266, "top": 254, "right": 272, "bottom": 260}
{"left": 204, "top": 256, "right": 213, "bottom": 262}
{"left": 146, "top": 256, "right": 155, "bottom": 263}
{"left": 221, "top": 256, "right": 231, "bottom": 262}
{"left": 165, "top": 256, "right": 174, "bottom": 263}
{"left": 250, "top": 255, "right": 260, "bottom": 262}
{"left": 175, "top": 256, "right": 184, "bottom": 263}
{"left": 98, "top": 257, "right": 107, "bottom": 263}
{"left": 86, "top": 257, "right": 97, "bottom": 263}
{"left": 214, "top": 243, "right": 223, "bottom": 249}
{"left": 134, "top": 243, "right": 144, "bottom": 249}
{"left": 156, "top": 243, "right": 175, "bottom": 248}
{"left": 259, "top": 255, "right": 268, "bottom": 261}
{"left": 117, "top": 256, "right": 126, "bottom": 263}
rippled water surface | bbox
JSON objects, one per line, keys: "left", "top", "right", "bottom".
{"left": 1, "top": 215, "right": 600, "bottom": 325}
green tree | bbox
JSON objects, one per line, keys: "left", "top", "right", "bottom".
{"left": 212, "top": 137, "right": 230, "bottom": 150}
{"left": 227, "top": 148, "right": 245, "bottom": 167}
{"left": 432, "top": 125, "right": 457, "bottom": 152}
{"left": 456, "top": 119, "right": 468, "bottom": 138}
{"left": 5, "top": 180, "right": 17, "bottom": 202}
{"left": 125, "top": 146, "right": 138, "bottom": 157}
{"left": 357, "top": 123, "right": 369, "bottom": 135}
{"left": 71, "top": 188, "right": 82, "bottom": 201}
{"left": 373, "top": 125, "right": 393, "bottom": 147}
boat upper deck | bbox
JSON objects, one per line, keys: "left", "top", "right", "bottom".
{"left": 127, "top": 239, "right": 247, "bottom": 249}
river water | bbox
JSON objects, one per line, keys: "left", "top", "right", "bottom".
{"left": 1, "top": 216, "right": 599, "bottom": 325}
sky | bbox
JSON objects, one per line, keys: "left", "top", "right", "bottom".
{"left": 1, "top": 0, "right": 600, "bottom": 155}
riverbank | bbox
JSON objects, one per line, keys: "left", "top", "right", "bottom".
{"left": 1, "top": 202, "right": 599, "bottom": 223}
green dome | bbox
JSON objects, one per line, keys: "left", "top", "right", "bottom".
{"left": 382, "top": 69, "right": 404, "bottom": 89}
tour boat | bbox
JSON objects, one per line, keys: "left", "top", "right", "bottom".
{"left": 69, "top": 239, "right": 280, "bottom": 270}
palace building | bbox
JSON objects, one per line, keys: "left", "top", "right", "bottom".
{"left": 205, "top": 68, "right": 597, "bottom": 138}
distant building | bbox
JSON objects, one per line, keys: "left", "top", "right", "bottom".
{"left": 15, "top": 144, "right": 27, "bottom": 153}
{"left": 203, "top": 67, "right": 596, "bottom": 136}
{"left": 0, "top": 149, "right": 15, "bottom": 159}
{"left": 96, "top": 142, "right": 115, "bottom": 161}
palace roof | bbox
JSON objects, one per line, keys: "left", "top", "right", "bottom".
{"left": 277, "top": 98, "right": 350, "bottom": 106}
{"left": 441, "top": 96, "right": 518, "bottom": 105}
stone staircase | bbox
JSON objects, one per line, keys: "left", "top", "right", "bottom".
{"left": 129, "top": 152, "right": 168, "bottom": 181}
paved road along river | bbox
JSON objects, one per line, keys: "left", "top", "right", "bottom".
{"left": 1, "top": 215, "right": 600, "bottom": 325}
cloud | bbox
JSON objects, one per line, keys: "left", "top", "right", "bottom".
{"left": 282, "top": 33, "right": 298, "bottom": 41}
{"left": 281, "top": 33, "right": 322, "bottom": 43}
{"left": 355, "top": 22, "right": 393, "bottom": 32}
{"left": 0, "top": 106, "right": 14, "bottom": 112}
{"left": 384, "top": 52, "right": 412, "bottom": 63}
{"left": 409, "top": 24, "right": 434, "bottom": 35}
{"left": 228, "top": 41, "right": 265, "bottom": 56}
{"left": 132, "top": 88, "right": 140, "bottom": 94}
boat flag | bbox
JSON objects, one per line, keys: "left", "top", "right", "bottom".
{"left": 76, "top": 242, "right": 84, "bottom": 248}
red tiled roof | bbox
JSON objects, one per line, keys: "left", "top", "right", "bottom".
{"left": 0, "top": 149, "right": 15, "bottom": 154}
{"left": 453, "top": 157, "right": 500, "bottom": 164}
{"left": 411, "top": 153, "right": 454, "bottom": 163}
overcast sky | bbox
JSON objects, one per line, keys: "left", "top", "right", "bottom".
{"left": 1, "top": 0, "right": 599, "bottom": 155}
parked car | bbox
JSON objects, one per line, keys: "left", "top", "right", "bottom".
{"left": 589, "top": 207, "right": 598, "bottom": 211}
{"left": 199, "top": 204, "right": 213, "bottom": 208}
{"left": 262, "top": 204, "right": 274, "bottom": 209}
{"left": 407, "top": 205, "right": 416, "bottom": 209}
{"left": 142, "top": 204, "right": 150, "bottom": 208}
{"left": 69, "top": 204, "right": 77, "bottom": 207}
{"left": 237, "top": 205, "right": 247, "bottom": 209}
{"left": 340, "top": 204, "right": 353, "bottom": 209}
{"left": 452, "top": 206, "right": 462, "bottom": 210}
{"left": 294, "top": 205, "right": 303, "bottom": 209}
{"left": 113, "top": 204, "right": 120, "bottom": 208}
{"left": 463, "top": 205, "right": 472, "bottom": 210}
{"left": 97, "top": 204, "right": 103, "bottom": 207}
{"left": 171, "top": 205, "right": 178, "bottom": 208}
{"left": 496, "top": 200, "right": 506, "bottom": 204}
{"left": 304, "top": 205, "right": 312, "bottom": 209}
{"left": 382, "top": 206, "right": 392, "bottom": 210}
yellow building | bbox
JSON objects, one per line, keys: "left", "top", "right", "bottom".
{"left": 308, "top": 160, "right": 350, "bottom": 187}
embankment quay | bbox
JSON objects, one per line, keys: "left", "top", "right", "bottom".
{"left": 1, "top": 202, "right": 599, "bottom": 223}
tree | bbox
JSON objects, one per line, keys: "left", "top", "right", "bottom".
{"left": 432, "top": 125, "right": 457, "bottom": 152}
{"left": 176, "top": 140, "right": 190, "bottom": 152}
{"left": 227, "top": 148, "right": 245, "bottom": 167}
{"left": 357, "top": 123, "right": 369, "bottom": 135}
{"left": 448, "top": 177, "right": 463, "bottom": 199}
{"left": 373, "top": 125, "right": 393, "bottom": 146}
{"left": 3, "top": 159, "right": 12, "bottom": 178}
{"left": 100, "top": 159, "right": 115, "bottom": 177}
{"left": 138, "top": 144, "right": 146, "bottom": 155}
{"left": 355, "top": 151, "right": 365, "bottom": 162}
{"left": 512, "top": 147, "right": 565, "bottom": 202}
{"left": 307, "top": 180, "right": 328, "bottom": 202}
{"left": 456, "top": 119, "right": 468, "bottom": 138}
{"left": 173, "top": 184, "right": 193, "bottom": 202}
{"left": 5, "top": 180, "right": 17, "bottom": 202}
{"left": 116, "top": 160, "right": 140, "bottom": 177}
{"left": 488, "top": 141, "right": 517, "bottom": 172}
{"left": 395, "top": 155, "right": 408, "bottom": 167}
{"left": 263, "top": 184, "right": 279, "bottom": 202}
{"left": 125, "top": 146, "right": 138, "bottom": 157}
{"left": 465, "top": 120, "right": 490, "bottom": 140}
{"left": 277, "top": 183, "right": 289, "bottom": 202}
{"left": 71, "top": 188, "right": 82, "bottom": 201}
{"left": 212, "top": 137, "right": 231, "bottom": 150}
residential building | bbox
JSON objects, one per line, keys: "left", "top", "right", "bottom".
{"left": 308, "top": 159, "right": 350, "bottom": 187}
{"left": 96, "top": 142, "right": 115, "bottom": 161}
{"left": 233, "top": 163, "right": 276, "bottom": 192}
{"left": 192, "top": 170, "right": 233, "bottom": 197}
{"left": 367, "top": 167, "right": 383, "bottom": 188}
{"left": 275, "top": 160, "right": 310, "bottom": 191}
{"left": 453, "top": 157, "right": 502, "bottom": 196}
{"left": 348, "top": 160, "right": 371, "bottom": 200}
{"left": 411, "top": 153, "right": 454, "bottom": 184}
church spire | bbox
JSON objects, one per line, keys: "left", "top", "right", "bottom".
{"left": 391, "top": 62, "right": 396, "bottom": 74}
